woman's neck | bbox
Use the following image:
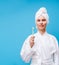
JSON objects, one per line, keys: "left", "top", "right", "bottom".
{"left": 39, "top": 29, "right": 46, "bottom": 35}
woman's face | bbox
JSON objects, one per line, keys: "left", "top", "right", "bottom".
{"left": 36, "top": 16, "right": 47, "bottom": 31}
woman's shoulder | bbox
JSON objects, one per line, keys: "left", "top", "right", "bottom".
{"left": 48, "top": 33, "right": 58, "bottom": 43}
{"left": 47, "top": 33, "right": 57, "bottom": 40}
{"left": 47, "top": 33, "right": 59, "bottom": 47}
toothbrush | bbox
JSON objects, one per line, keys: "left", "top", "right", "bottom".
{"left": 32, "top": 27, "right": 34, "bottom": 35}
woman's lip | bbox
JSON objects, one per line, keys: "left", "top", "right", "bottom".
{"left": 39, "top": 25, "right": 44, "bottom": 27}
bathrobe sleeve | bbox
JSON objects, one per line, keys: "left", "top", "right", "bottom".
{"left": 53, "top": 37, "right": 59, "bottom": 65}
{"left": 20, "top": 35, "right": 36, "bottom": 63}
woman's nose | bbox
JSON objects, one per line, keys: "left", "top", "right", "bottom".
{"left": 40, "top": 21, "right": 43, "bottom": 24}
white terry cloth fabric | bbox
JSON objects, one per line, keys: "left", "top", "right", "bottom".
{"left": 20, "top": 31, "right": 58, "bottom": 65}
{"left": 35, "top": 7, "right": 49, "bottom": 24}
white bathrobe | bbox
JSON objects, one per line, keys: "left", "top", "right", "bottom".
{"left": 20, "top": 31, "right": 58, "bottom": 65}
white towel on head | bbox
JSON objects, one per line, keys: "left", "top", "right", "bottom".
{"left": 35, "top": 7, "right": 49, "bottom": 24}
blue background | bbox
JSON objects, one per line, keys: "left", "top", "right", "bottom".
{"left": 0, "top": 0, "right": 59, "bottom": 65}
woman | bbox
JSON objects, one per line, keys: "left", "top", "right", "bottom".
{"left": 20, "top": 7, "right": 58, "bottom": 65}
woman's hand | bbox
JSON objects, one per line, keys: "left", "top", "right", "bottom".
{"left": 29, "top": 35, "right": 35, "bottom": 48}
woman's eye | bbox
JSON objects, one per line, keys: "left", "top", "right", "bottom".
{"left": 42, "top": 19, "right": 46, "bottom": 21}
{"left": 37, "top": 19, "right": 40, "bottom": 22}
